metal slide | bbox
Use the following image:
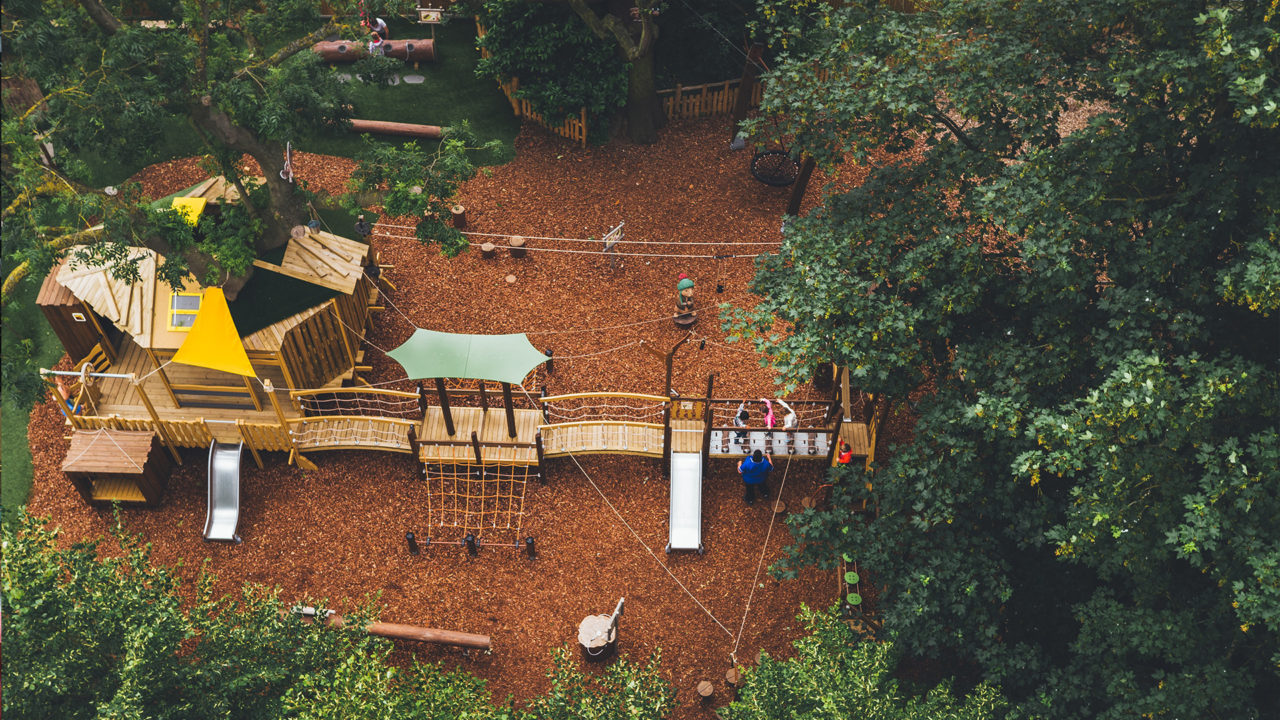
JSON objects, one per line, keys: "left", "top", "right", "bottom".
{"left": 204, "top": 441, "right": 243, "bottom": 543}
{"left": 666, "top": 451, "right": 704, "bottom": 554}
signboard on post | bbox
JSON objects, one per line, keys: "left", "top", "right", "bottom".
{"left": 417, "top": 7, "right": 444, "bottom": 23}
{"left": 602, "top": 222, "right": 624, "bottom": 270}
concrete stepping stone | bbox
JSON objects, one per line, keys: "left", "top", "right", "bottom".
{"left": 403, "top": 74, "right": 425, "bottom": 84}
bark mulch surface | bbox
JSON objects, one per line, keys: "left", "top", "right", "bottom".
{"left": 26, "top": 118, "right": 882, "bottom": 718}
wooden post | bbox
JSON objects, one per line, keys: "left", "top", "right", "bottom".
{"left": 242, "top": 375, "right": 263, "bottom": 412}
{"left": 434, "top": 378, "right": 455, "bottom": 436}
{"left": 144, "top": 347, "right": 181, "bottom": 407}
{"left": 265, "top": 379, "right": 315, "bottom": 471}
{"left": 477, "top": 379, "right": 489, "bottom": 413}
{"left": 418, "top": 381, "right": 429, "bottom": 414}
{"left": 480, "top": 242, "right": 496, "bottom": 259}
{"left": 132, "top": 373, "right": 182, "bottom": 464}
{"left": 786, "top": 156, "right": 817, "bottom": 216}
{"left": 508, "top": 235, "right": 526, "bottom": 259}
{"left": 535, "top": 431, "right": 546, "bottom": 484}
{"left": 840, "top": 363, "right": 852, "bottom": 422}
{"left": 662, "top": 401, "right": 672, "bottom": 477}
{"left": 470, "top": 431, "right": 483, "bottom": 465}
{"left": 731, "top": 44, "right": 765, "bottom": 139}
{"left": 501, "top": 382, "right": 517, "bottom": 438}
{"left": 540, "top": 385, "right": 549, "bottom": 422}
{"left": 450, "top": 204, "right": 467, "bottom": 228}
{"left": 237, "top": 420, "right": 265, "bottom": 469}
{"left": 826, "top": 365, "right": 846, "bottom": 424}
{"left": 701, "top": 373, "right": 715, "bottom": 464}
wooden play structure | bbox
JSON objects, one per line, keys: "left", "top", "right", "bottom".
{"left": 61, "top": 428, "right": 171, "bottom": 505}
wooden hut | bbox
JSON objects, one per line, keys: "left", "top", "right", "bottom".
{"left": 61, "top": 429, "right": 171, "bottom": 505}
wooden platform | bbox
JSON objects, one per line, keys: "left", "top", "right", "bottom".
{"left": 540, "top": 421, "right": 665, "bottom": 458}
{"left": 253, "top": 230, "right": 370, "bottom": 294}
{"left": 72, "top": 337, "right": 295, "bottom": 445}
{"left": 670, "top": 420, "right": 703, "bottom": 453}
{"left": 834, "top": 421, "right": 871, "bottom": 466}
{"left": 418, "top": 406, "right": 541, "bottom": 465}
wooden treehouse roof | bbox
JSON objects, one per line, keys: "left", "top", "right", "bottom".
{"left": 252, "top": 230, "right": 370, "bottom": 294}
{"left": 62, "top": 428, "right": 158, "bottom": 475}
{"left": 56, "top": 247, "right": 160, "bottom": 348}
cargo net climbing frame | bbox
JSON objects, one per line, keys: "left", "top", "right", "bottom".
{"left": 423, "top": 462, "right": 536, "bottom": 547}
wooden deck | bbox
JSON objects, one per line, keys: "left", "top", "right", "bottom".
{"left": 418, "top": 406, "right": 541, "bottom": 465}
{"left": 670, "top": 420, "right": 703, "bottom": 453}
{"left": 82, "top": 337, "right": 295, "bottom": 444}
{"left": 540, "top": 421, "right": 665, "bottom": 458}
{"left": 835, "top": 421, "right": 871, "bottom": 464}
{"left": 252, "top": 231, "right": 370, "bottom": 295}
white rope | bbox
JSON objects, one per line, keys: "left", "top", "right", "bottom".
{"left": 374, "top": 223, "right": 781, "bottom": 245}
{"left": 370, "top": 231, "right": 768, "bottom": 259}
{"left": 564, "top": 448, "right": 736, "bottom": 642}
{"left": 552, "top": 340, "right": 644, "bottom": 360}
{"left": 730, "top": 452, "right": 795, "bottom": 664}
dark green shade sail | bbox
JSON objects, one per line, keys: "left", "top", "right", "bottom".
{"left": 386, "top": 329, "right": 547, "bottom": 385}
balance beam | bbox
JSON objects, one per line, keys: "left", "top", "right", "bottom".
{"left": 349, "top": 118, "right": 443, "bottom": 139}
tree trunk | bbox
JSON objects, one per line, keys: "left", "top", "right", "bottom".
{"left": 190, "top": 100, "right": 308, "bottom": 253}
{"left": 625, "top": 49, "right": 664, "bottom": 145}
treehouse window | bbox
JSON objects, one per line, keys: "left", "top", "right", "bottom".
{"left": 168, "top": 292, "right": 202, "bottom": 331}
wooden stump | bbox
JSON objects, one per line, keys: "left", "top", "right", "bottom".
{"left": 697, "top": 681, "right": 714, "bottom": 700}
{"left": 725, "top": 667, "right": 741, "bottom": 687}
{"left": 674, "top": 312, "right": 697, "bottom": 328}
{"left": 451, "top": 204, "right": 467, "bottom": 228}
{"left": 802, "top": 495, "right": 817, "bottom": 510}
{"left": 773, "top": 500, "right": 787, "bottom": 516}
{"left": 290, "top": 225, "right": 308, "bottom": 239}
{"left": 508, "top": 235, "right": 526, "bottom": 259}
{"left": 480, "top": 242, "right": 496, "bottom": 259}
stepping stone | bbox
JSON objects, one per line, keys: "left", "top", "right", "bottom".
{"left": 336, "top": 73, "right": 353, "bottom": 83}
{"left": 402, "top": 74, "right": 425, "bottom": 84}
{"left": 387, "top": 75, "right": 401, "bottom": 86}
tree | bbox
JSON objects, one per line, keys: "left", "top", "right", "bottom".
{"left": 721, "top": 606, "right": 1008, "bottom": 720}
{"left": 523, "top": 646, "right": 675, "bottom": 720}
{"left": 0, "top": 0, "right": 398, "bottom": 300}
{"left": 735, "top": 1, "right": 1280, "bottom": 717}
{"left": 0, "top": 511, "right": 382, "bottom": 719}
{"left": 561, "top": 0, "right": 665, "bottom": 144}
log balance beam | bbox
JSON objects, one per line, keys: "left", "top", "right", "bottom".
{"left": 313, "top": 39, "right": 436, "bottom": 63}
{"left": 348, "top": 118, "right": 444, "bottom": 139}
{"left": 290, "top": 607, "right": 491, "bottom": 650}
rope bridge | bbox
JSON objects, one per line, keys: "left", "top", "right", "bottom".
{"left": 539, "top": 393, "right": 670, "bottom": 458}
{"left": 292, "top": 387, "right": 421, "bottom": 420}
{"left": 423, "top": 462, "right": 535, "bottom": 547}
{"left": 290, "top": 416, "right": 417, "bottom": 453}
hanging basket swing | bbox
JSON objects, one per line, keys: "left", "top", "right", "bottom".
{"left": 750, "top": 150, "right": 801, "bottom": 186}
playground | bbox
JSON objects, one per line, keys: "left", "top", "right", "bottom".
{"left": 22, "top": 115, "right": 892, "bottom": 716}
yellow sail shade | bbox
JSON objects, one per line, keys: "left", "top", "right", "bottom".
{"left": 171, "top": 196, "right": 208, "bottom": 225}
{"left": 171, "top": 288, "right": 255, "bottom": 377}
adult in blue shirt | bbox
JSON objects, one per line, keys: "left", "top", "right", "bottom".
{"left": 737, "top": 450, "right": 773, "bottom": 505}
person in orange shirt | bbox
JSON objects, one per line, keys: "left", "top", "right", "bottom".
{"left": 836, "top": 441, "right": 854, "bottom": 465}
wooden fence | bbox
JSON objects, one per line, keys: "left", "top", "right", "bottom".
{"left": 476, "top": 21, "right": 590, "bottom": 147}
{"left": 659, "top": 79, "right": 764, "bottom": 121}
{"left": 76, "top": 415, "right": 214, "bottom": 448}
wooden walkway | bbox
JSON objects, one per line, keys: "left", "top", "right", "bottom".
{"left": 540, "top": 421, "right": 665, "bottom": 458}
{"left": 418, "top": 406, "right": 541, "bottom": 465}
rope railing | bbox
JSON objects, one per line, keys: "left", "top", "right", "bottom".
{"left": 292, "top": 387, "right": 421, "bottom": 420}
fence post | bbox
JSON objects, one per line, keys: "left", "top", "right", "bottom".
{"left": 580, "top": 107, "right": 588, "bottom": 147}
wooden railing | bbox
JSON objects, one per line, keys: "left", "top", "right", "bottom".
{"left": 76, "top": 415, "right": 215, "bottom": 449}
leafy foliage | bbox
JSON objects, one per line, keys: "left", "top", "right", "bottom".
{"left": 1, "top": 512, "right": 380, "bottom": 720}
{"left": 738, "top": 1, "right": 1280, "bottom": 718}
{"left": 523, "top": 646, "right": 675, "bottom": 720}
{"left": 475, "top": 0, "right": 628, "bottom": 132}
{"left": 345, "top": 123, "right": 498, "bottom": 256}
{"left": 721, "top": 606, "right": 1008, "bottom": 720}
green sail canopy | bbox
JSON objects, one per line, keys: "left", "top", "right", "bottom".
{"left": 386, "top": 329, "right": 548, "bottom": 385}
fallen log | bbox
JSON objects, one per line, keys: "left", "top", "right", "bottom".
{"left": 349, "top": 118, "right": 444, "bottom": 139}
{"left": 313, "top": 39, "right": 436, "bottom": 63}
{"left": 289, "top": 607, "right": 491, "bottom": 650}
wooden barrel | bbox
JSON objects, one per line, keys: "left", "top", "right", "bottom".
{"left": 508, "top": 235, "right": 527, "bottom": 259}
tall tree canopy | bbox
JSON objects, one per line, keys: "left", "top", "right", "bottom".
{"left": 736, "top": 1, "right": 1280, "bottom": 717}
{"left": 1, "top": 0, "right": 406, "bottom": 301}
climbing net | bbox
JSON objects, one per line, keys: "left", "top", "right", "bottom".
{"left": 542, "top": 394, "right": 667, "bottom": 426}
{"left": 290, "top": 417, "right": 415, "bottom": 452}
{"left": 423, "top": 462, "right": 534, "bottom": 546}
{"left": 293, "top": 388, "right": 420, "bottom": 419}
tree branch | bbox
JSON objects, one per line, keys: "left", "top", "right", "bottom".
{"left": 234, "top": 22, "right": 338, "bottom": 80}
{"left": 930, "top": 112, "right": 980, "bottom": 153}
{"left": 76, "top": 0, "right": 124, "bottom": 36}
{"left": 564, "top": 0, "right": 636, "bottom": 55}
{"left": 1, "top": 227, "right": 105, "bottom": 306}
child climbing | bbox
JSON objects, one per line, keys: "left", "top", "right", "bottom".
{"left": 759, "top": 398, "right": 776, "bottom": 435}
{"left": 775, "top": 398, "right": 797, "bottom": 453}
{"left": 732, "top": 400, "right": 749, "bottom": 446}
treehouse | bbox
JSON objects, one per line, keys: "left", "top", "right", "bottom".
{"left": 37, "top": 177, "right": 380, "bottom": 459}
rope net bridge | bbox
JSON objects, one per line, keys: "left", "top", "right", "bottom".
{"left": 423, "top": 461, "right": 536, "bottom": 547}
{"left": 538, "top": 393, "right": 670, "bottom": 458}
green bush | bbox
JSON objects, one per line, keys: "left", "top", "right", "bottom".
{"left": 476, "top": 0, "right": 626, "bottom": 136}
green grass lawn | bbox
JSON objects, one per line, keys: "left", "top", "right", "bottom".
{"left": 2, "top": 281, "right": 64, "bottom": 523}
{"left": 2, "top": 17, "right": 519, "bottom": 517}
